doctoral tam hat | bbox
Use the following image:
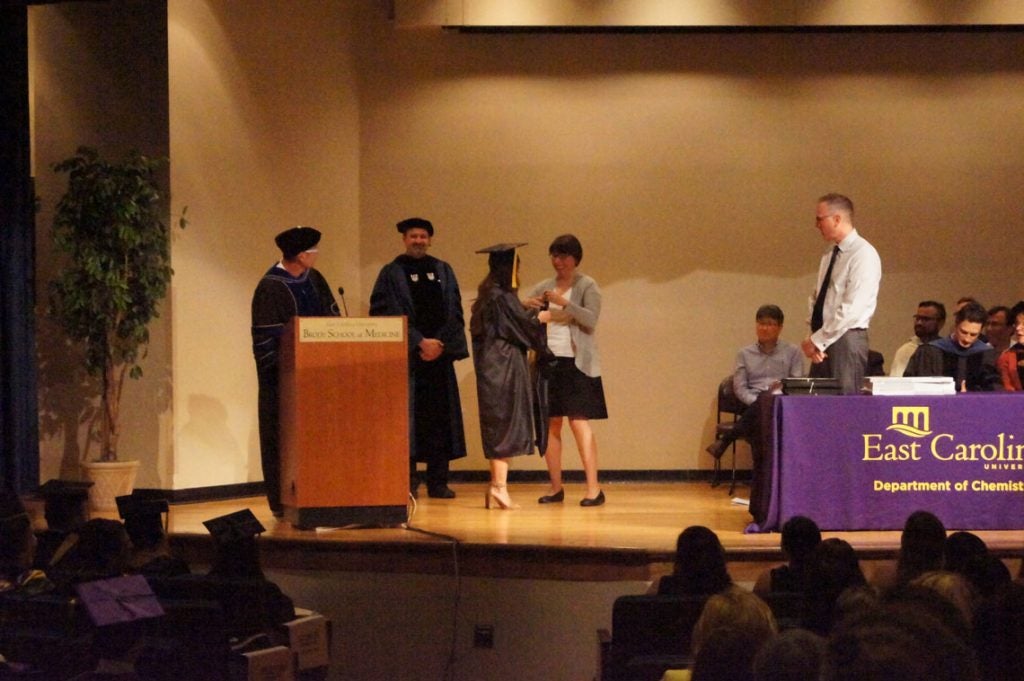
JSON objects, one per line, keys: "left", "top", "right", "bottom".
{"left": 274, "top": 226, "right": 321, "bottom": 259}
{"left": 396, "top": 217, "right": 434, "bottom": 236}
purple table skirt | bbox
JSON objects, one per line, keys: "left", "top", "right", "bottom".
{"left": 748, "top": 393, "right": 1024, "bottom": 532}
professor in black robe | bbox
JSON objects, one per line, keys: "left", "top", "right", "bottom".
{"left": 251, "top": 227, "right": 339, "bottom": 516}
{"left": 370, "top": 218, "right": 468, "bottom": 499}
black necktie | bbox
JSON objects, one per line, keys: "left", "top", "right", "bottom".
{"left": 811, "top": 245, "right": 840, "bottom": 332}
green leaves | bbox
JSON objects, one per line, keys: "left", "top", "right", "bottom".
{"left": 49, "top": 146, "right": 182, "bottom": 460}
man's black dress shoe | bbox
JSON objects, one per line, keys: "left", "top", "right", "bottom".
{"left": 427, "top": 486, "right": 456, "bottom": 499}
{"left": 579, "top": 490, "right": 605, "bottom": 507}
{"left": 537, "top": 489, "right": 565, "bottom": 504}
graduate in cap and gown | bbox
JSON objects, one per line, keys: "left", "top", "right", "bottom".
{"left": 116, "top": 493, "right": 190, "bottom": 578}
{"left": 33, "top": 479, "right": 91, "bottom": 569}
{"left": 251, "top": 226, "right": 340, "bottom": 517}
{"left": 202, "top": 509, "right": 295, "bottom": 637}
{"left": 469, "top": 243, "right": 547, "bottom": 510}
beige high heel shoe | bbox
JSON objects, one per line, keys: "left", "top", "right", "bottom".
{"left": 485, "top": 483, "right": 520, "bottom": 510}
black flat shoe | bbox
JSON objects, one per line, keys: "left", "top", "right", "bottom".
{"left": 537, "top": 489, "right": 564, "bottom": 504}
{"left": 579, "top": 490, "right": 605, "bottom": 507}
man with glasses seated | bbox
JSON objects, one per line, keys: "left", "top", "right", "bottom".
{"left": 889, "top": 300, "right": 946, "bottom": 377}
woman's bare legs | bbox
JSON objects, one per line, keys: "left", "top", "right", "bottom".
{"left": 569, "top": 417, "right": 601, "bottom": 499}
{"left": 487, "top": 457, "right": 517, "bottom": 509}
{"left": 544, "top": 416, "right": 600, "bottom": 499}
{"left": 543, "top": 417, "right": 565, "bottom": 495}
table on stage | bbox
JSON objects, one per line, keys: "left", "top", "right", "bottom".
{"left": 748, "top": 393, "right": 1024, "bottom": 532}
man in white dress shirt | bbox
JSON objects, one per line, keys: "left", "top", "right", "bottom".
{"left": 801, "top": 193, "right": 882, "bottom": 395}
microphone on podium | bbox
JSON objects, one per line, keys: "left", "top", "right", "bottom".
{"left": 337, "top": 286, "right": 349, "bottom": 316}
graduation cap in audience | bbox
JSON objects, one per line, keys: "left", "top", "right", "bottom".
{"left": 202, "top": 509, "right": 266, "bottom": 545}
{"left": 76, "top": 574, "right": 165, "bottom": 626}
{"left": 116, "top": 492, "right": 170, "bottom": 549}
{"left": 37, "top": 479, "right": 93, "bottom": 529}
{"left": 476, "top": 243, "right": 527, "bottom": 289}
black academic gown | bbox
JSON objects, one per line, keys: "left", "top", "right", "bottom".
{"left": 470, "top": 287, "right": 546, "bottom": 459}
{"left": 370, "top": 256, "right": 469, "bottom": 463}
{"left": 904, "top": 336, "right": 1001, "bottom": 391}
{"left": 250, "top": 265, "right": 339, "bottom": 512}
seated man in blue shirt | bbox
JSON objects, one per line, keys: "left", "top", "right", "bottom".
{"left": 706, "top": 304, "right": 805, "bottom": 460}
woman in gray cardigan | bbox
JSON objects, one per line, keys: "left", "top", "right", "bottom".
{"left": 525, "top": 234, "right": 608, "bottom": 507}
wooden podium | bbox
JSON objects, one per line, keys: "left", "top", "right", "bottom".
{"left": 278, "top": 316, "right": 409, "bottom": 529}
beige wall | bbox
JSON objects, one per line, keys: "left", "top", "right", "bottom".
{"left": 166, "top": 0, "right": 362, "bottom": 489}
{"left": 30, "top": 1, "right": 171, "bottom": 486}
{"left": 32, "top": 0, "right": 1024, "bottom": 490}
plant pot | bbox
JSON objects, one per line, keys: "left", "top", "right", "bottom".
{"left": 81, "top": 460, "right": 140, "bottom": 512}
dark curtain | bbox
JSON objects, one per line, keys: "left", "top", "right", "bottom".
{"left": 0, "top": 5, "right": 40, "bottom": 492}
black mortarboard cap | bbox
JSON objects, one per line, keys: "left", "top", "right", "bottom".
{"left": 202, "top": 509, "right": 266, "bottom": 544}
{"left": 476, "top": 243, "right": 527, "bottom": 287}
{"left": 274, "top": 226, "right": 321, "bottom": 259}
{"left": 475, "top": 243, "right": 527, "bottom": 255}
{"left": 38, "top": 479, "right": 92, "bottom": 530}
{"left": 117, "top": 493, "right": 169, "bottom": 548}
{"left": 38, "top": 479, "right": 93, "bottom": 501}
{"left": 115, "top": 493, "right": 169, "bottom": 520}
{"left": 396, "top": 217, "right": 434, "bottom": 236}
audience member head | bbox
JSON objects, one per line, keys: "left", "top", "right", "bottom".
{"left": 954, "top": 296, "right": 982, "bottom": 314}
{"left": 908, "top": 570, "right": 976, "bottom": 627}
{"left": 752, "top": 628, "right": 826, "bottom": 681}
{"left": 204, "top": 508, "right": 267, "bottom": 579}
{"left": 803, "top": 538, "right": 867, "bottom": 635}
{"left": 986, "top": 305, "right": 1013, "bottom": 350}
{"left": 756, "top": 304, "right": 784, "bottom": 325}
{"left": 780, "top": 515, "right": 821, "bottom": 567}
{"left": 896, "top": 510, "right": 946, "bottom": 586}
{"left": 116, "top": 493, "right": 169, "bottom": 551}
{"left": 944, "top": 530, "right": 988, "bottom": 575}
{"left": 0, "top": 488, "right": 35, "bottom": 579}
{"left": 692, "top": 588, "right": 778, "bottom": 659}
{"left": 962, "top": 553, "right": 1012, "bottom": 598}
{"left": 952, "top": 303, "right": 988, "bottom": 349}
{"left": 692, "top": 626, "right": 768, "bottom": 681}
{"left": 37, "top": 479, "right": 91, "bottom": 532}
{"left": 913, "top": 300, "right": 946, "bottom": 342}
{"left": 823, "top": 600, "right": 979, "bottom": 681}
{"left": 1011, "top": 301, "right": 1024, "bottom": 344}
{"left": 547, "top": 233, "right": 583, "bottom": 266}
{"left": 755, "top": 305, "right": 785, "bottom": 348}
{"left": 833, "top": 584, "right": 881, "bottom": 625}
{"left": 670, "top": 525, "right": 732, "bottom": 595}
{"left": 49, "top": 518, "right": 131, "bottom": 588}
{"left": 973, "top": 581, "right": 1024, "bottom": 681}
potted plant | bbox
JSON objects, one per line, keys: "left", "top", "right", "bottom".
{"left": 48, "top": 146, "right": 185, "bottom": 510}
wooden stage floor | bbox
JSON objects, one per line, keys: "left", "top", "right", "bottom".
{"left": 163, "top": 481, "right": 1024, "bottom": 583}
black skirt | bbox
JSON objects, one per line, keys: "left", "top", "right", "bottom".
{"left": 547, "top": 357, "right": 608, "bottom": 419}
